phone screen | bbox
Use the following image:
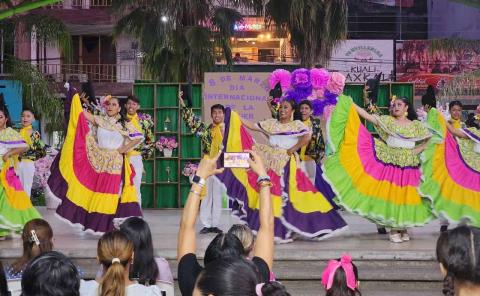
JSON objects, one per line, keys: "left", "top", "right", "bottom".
{"left": 224, "top": 152, "right": 250, "bottom": 168}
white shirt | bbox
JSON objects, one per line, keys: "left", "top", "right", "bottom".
{"left": 80, "top": 280, "right": 162, "bottom": 296}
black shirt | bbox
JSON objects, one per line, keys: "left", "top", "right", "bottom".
{"left": 178, "top": 253, "right": 270, "bottom": 296}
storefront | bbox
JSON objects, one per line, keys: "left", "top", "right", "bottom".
{"left": 227, "top": 17, "right": 292, "bottom": 64}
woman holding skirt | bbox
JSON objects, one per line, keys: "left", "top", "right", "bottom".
{"left": 48, "top": 87, "right": 142, "bottom": 234}
{"left": 0, "top": 100, "right": 41, "bottom": 238}
{"left": 218, "top": 99, "right": 347, "bottom": 243}
{"left": 324, "top": 95, "right": 434, "bottom": 243}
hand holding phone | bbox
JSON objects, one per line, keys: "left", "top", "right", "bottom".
{"left": 224, "top": 152, "right": 250, "bottom": 168}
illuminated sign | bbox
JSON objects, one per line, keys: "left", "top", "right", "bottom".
{"left": 234, "top": 23, "right": 264, "bottom": 31}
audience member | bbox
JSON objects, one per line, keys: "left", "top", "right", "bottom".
{"left": 80, "top": 230, "right": 161, "bottom": 296}
{"left": 120, "top": 217, "right": 174, "bottom": 294}
{"left": 6, "top": 219, "right": 53, "bottom": 295}
{"left": 0, "top": 261, "right": 9, "bottom": 296}
{"left": 436, "top": 226, "right": 480, "bottom": 296}
{"left": 194, "top": 258, "right": 290, "bottom": 296}
{"left": 21, "top": 251, "right": 79, "bottom": 296}
{"left": 228, "top": 224, "right": 255, "bottom": 258}
{"left": 321, "top": 255, "right": 361, "bottom": 296}
{"left": 177, "top": 150, "right": 276, "bottom": 296}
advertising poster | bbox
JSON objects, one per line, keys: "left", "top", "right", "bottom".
{"left": 329, "top": 39, "right": 394, "bottom": 82}
{"left": 396, "top": 40, "right": 480, "bottom": 95}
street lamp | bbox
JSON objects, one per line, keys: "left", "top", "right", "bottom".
{"left": 161, "top": 16, "right": 168, "bottom": 23}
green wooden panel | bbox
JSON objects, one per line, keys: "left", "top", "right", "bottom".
{"left": 156, "top": 184, "right": 178, "bottom": 208}
{"left": 181, "top": 135, "right": 202, "bottom": 158}
{"left": 180, "top": 184, "right": 190, "bottom": 207}
{"left": 156, "top": 159, "right": 178, "bottom": 182}
{"left": 391, "top": 84, "right": 414, "bottom": 103}
{"left": 343, "top": 84, "right": 364, "bottom": 106}
{"left": 156, "top": 110, "right": 178, "bottom": 132}
{"left": 140, "top": 184, "right": 154, "bottom": 208}
{"left": 142, "top": 159, "right": 154, "bottom": 183}
{"left": 134, "top": 85, "right": 154, "bottom": 108}
{"left": 191, "top": 85, "right": 202, "bottom": 108}
{"left": 157, "top": 85, "right": 179, "bottom": 107}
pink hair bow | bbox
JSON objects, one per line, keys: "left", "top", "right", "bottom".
{"left": 321, "top": 254, "right": 357, "bottom": 291}
{"left": 255, "top": 283, "right": 265, "bottom": 296}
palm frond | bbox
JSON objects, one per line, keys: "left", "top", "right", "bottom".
{"left": 7, "top": 57, "right": 63, "bottom": 133}
{"left": 439, "top": 70, "right": 480, "bottom": 100}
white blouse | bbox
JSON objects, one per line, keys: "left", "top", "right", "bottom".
{"left": 269, "top": 134, "right": 300, "bottom": 150}
{"left": 96, "top": 127, "right": 125, "bottom": 150}
{"left": 386, "top": 136, "right": 415, "bottom": 149}
{"left": 80, "top": 280, "right": 162, "bottom": 296}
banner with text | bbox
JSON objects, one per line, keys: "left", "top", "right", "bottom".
{"left": 329, "top": 39, "right": 394, "bottom": 82}
{"left": 203, "top": 72, "right": 272, "bottom": 143}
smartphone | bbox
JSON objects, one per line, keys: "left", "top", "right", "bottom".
{"left": 224, "top": 152, "right": 250, "bottom": 168}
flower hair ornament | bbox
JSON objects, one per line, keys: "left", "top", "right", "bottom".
{"left": 321, "top": 254, "right": 357, "bottom": 291}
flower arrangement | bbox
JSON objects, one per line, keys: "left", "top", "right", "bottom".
{"left": 182, "top": 162, "right": 198, "bottom": 177}
{"left": 267, "top": 68, "right": 346, "bottom": 118}
{"left": 155, "top": 136, "right": 178, "bottom": 152}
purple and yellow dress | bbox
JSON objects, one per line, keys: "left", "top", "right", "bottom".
{"left": 421, "top": 108, "right": 480, "bottom": 226}
{"left": 323, "top": 95, "right": 434, "bottom": 228}
{"left": 0, "top": 128, "right": 41, "bottom": 237}
{"left": 217, "top": 108, "right": 347, "bottom": 242}
{"left": 48, "top": 91, "right": 142, "bottom": 234}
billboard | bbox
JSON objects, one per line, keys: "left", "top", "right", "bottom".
{"left": 203, "top": 72, "right": 272, "bottom": 142}
{"left": 396, "top": 40, "right": 480, "bottom": 95}
{"left": 329, "top": 39, "right": 394, "bottom": 82}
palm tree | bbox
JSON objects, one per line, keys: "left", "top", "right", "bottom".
{"left": 264, "top": 0, "right": 348, "bottom": 68}
{"left": 1, "top": 0, "right": 71, "bottom": 133}
{"left": 113, "top": 0, "right": 261, "bottom": 82}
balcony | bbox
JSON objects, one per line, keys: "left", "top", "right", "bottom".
{"left": 36, "top": 63, "right": 144, "bottom": 83}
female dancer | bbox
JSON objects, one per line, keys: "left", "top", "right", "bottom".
{"left": 221, "top": 98, "right": 347, "bottom": 243}
{"left": 0, "top": 100, "right": 41, "bottom": 238}
{"left": 324, "top": 95, "right": 434, "bottom": 243}
{"left": 421, "top": 105, "right": 480, "bottom": 228}
{"left": 18, "top": 108, "right": 46, "bottom": 197}
{"left": 48, "top": 87, "right": 142, "bottom": 234}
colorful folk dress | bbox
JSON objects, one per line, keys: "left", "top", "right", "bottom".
{"left": 421, "top": 108, "right": 480, "bottom": 227}
{"left": 217, "top": 109, "right": 347, "bottom": 242}
{"left": 323, "top": 95, "right": 434, "bottom": 228}
{"left": 48, "top": 91, "right": 143, "bottom": 234}
{"left": 18, "top": 126, "right": 47, "bottom": 197}
{"left": 0, "top": 128, "right": 41, "bottom": 237}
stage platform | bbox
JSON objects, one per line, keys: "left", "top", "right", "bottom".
{"left": 0, "top": 207, "right": 444, "bottom": 295}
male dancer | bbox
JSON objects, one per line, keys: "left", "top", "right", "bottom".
{"left": 125, "top": 95, "right": 155, "bottom": 205}
{"left": 179, "top": 92, "right": 225, "bottom": 234}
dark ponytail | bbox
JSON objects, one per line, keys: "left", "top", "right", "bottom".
{"left": 442, "top": 272, "right": 455, "bottom": 296}
{"left": 399, "top": 96, "right": 417, "bottom": 121}
{"left": 261, "top": 281, "right": 291, "bottom": 296}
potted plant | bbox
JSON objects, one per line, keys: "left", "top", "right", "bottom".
{"left": 155, "top": 136, "right": 178, "bottom": 157}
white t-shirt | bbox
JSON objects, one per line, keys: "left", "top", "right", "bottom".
{"left": 80, "top": 280, "right": 162, "bottom": 296}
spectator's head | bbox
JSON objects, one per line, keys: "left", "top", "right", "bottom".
{"left": 210, "top": 104, "right": 225, "bottom": 125}
{"left": 194, "top": 258, "right": 290, "bottom": 296}
{"left": 437, "top": 226, "right": 480, "bottom": 296}
{"left": 392, "top": 96, "right": 417, "bottom": 121}
{"left": 228, "top": 224, "right": 255, "bottom": 258}
{"left": 204, "top": 233, "right": 244, "bottom": 265}
{"left": 97, "top": 230, "right": 134, "bottom": 296}
{"left": 0, "top": 261, "right": 9, "bottom": 296}
{"left": 321, "top": 255, "right": 361, "bottom": 296}
{"left": 119, "top": 217, "right": 159, "bottom": 285}
{"left": 21, "top": 251, "right": 80, "bottom": 296}
{"left": 13, "top": 219, "right": 54, "bottom": 273}
{"left": 125, "top": 95, "right": 140, "bottom": 116}
{"left": 298, "top": 100, "right": 313, "bottom": 122}
{"left": 449, "top": 101, "right": 463, "bottom": 121}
